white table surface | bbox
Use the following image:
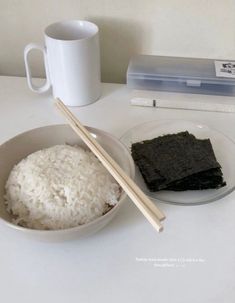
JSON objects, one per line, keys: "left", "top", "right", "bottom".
{"left": 0, "top": 75, "right": 235, "bottom": 303}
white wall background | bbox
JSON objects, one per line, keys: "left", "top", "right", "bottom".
{"left": 1, "top": 0, "right": 235, "bottom": 83}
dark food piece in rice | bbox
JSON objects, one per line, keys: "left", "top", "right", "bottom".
{"left": 131, "top": 131, "right": 226, "bottom": 191}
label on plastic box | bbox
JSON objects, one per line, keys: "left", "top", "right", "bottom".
{"left": 214, "top": 60, "right": 235, "bottom": 78}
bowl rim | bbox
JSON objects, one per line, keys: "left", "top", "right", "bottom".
{"left": 0, "top": 124, "right": 135, "bottom": 234}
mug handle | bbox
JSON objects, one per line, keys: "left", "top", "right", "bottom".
{"left": 24, "top": 43, "right": 51, "bottom": 93}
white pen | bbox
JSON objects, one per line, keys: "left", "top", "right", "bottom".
{"left": 130, "top": 97, "right": 235, "bottom": 113}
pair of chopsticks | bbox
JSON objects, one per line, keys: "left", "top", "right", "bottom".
{"left": 55, "top": 99, "right": 165, "bottom": 232}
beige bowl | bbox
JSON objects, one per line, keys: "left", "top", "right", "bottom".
{"left": 0, "top": 124, "right": 135, "bottom": 241}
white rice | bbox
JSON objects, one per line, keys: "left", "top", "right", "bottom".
{"left": 4, "top": 145, "right": 120, "bottom": 230}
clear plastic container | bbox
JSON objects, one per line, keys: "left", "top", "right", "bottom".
{"left": 127, "top": 55, "right": 235, "bottom": 96}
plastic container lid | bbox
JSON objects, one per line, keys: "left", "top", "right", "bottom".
{"left": 127, "top": 55, "right": 235, "bottom": 96}
{"left": 127, "top": 55, "right": 235, "bottom": 86}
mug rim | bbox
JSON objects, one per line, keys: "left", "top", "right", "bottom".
{"left": 45, "top": 20, "right": 99, "bottom": 41}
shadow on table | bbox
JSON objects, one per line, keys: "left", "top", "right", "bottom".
{"left": 107, "top": 200, "right": 142, "bottom": 230}
{"left": 95, "top": 197, "right": 163, "bottom": 238}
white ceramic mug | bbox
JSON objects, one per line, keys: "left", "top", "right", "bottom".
{"left": 24, "top": 20, "right": 101, "bottom": 106}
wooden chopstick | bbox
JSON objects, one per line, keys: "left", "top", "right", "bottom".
{"left": 55, "top": 98, "right": 165, "bottom": 232}
{"left": 55, "top": 99, "right": 165, "bottom": 222}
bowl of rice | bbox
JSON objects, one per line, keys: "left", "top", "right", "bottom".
{"left": 0, "top": 124, "right": 135, "bottom": 241}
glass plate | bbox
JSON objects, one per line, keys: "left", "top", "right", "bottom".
{"left": 120, "top": 120, "right": 235, "bottom": 205}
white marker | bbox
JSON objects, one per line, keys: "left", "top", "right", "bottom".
{"left": 130, "top": 97, "right": 235, "bottom": 113}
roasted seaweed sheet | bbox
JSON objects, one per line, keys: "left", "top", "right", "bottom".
{"left": 131, "top": 131, "right": 226, "bottom": 191}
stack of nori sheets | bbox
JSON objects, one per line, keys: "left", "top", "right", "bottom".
{"left": 131, "top": 131, "right": 226, "bottom": 191}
